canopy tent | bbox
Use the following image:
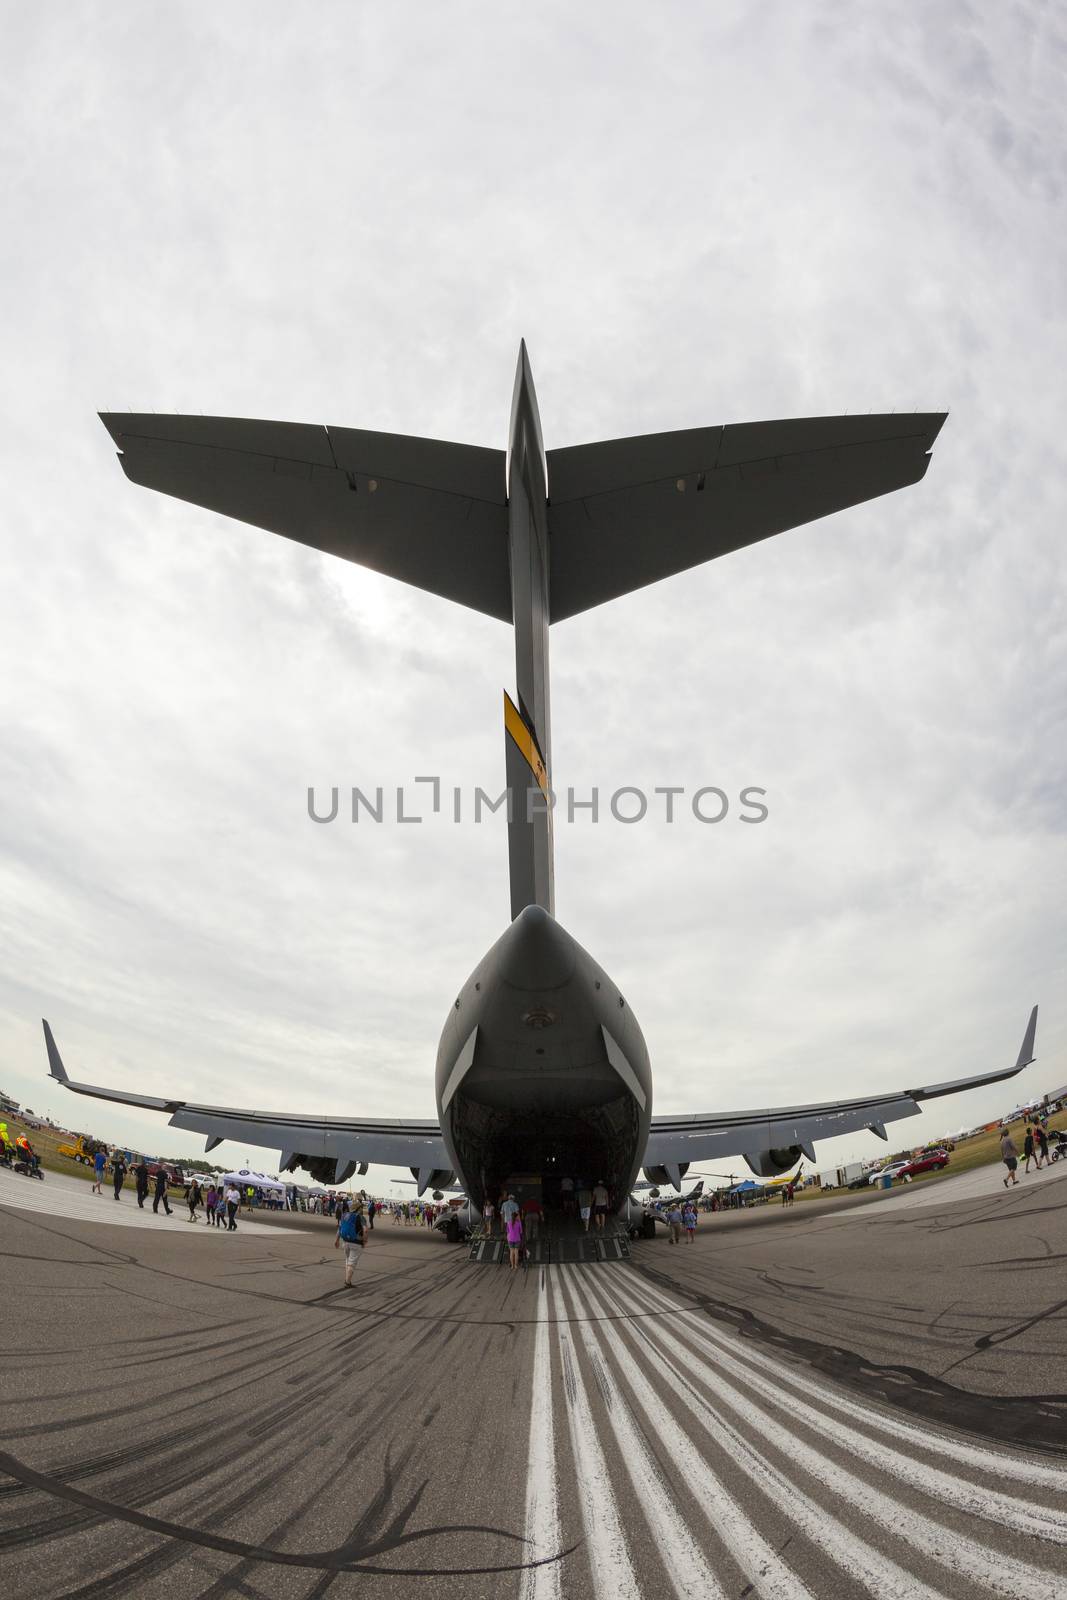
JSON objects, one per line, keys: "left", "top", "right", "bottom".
{"left": 220, "top": 1168, "right": 286, "bottom": 1193}
{"left": 725, "top": 1178, "right": 762, "bottom": 1194}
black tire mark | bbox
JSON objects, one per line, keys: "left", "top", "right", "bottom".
{"left": 0, "top": 1450, "right": 576, "bottom": 1578}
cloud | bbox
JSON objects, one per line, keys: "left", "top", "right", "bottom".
{"left": 1, "top": 2, "right": 1063, "bottom": 1185}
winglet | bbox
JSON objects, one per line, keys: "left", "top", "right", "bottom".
{"left": 42, "top": 1020, "right": 69, "bottom": 1084}
{"left": 1016, "top": 1005, "right": 1038, "bottom": 1071}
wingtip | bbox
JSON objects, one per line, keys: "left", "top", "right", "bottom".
{"left": 42, "top": 1019, "right": 68, "bottom": 1083}
{"left": 1016, "top": 1004, "right": 1038, "bottom": 1071}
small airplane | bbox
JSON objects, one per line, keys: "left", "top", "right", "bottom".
{"left": 43, "top": 345, "right": 1038, "bottom": 1210}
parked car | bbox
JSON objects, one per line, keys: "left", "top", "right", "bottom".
{"left": 145, "top": 1160, "right": 184, "bottom": 1185}
{"left": 868, "top": 1162, "right": 909, "bottom": 1185}
{"left": 897, "top": 1150, "right": 950, "bottom": 1180}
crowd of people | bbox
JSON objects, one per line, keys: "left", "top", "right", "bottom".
{"left": 999, "top": 1117, "right": 1064, "bottom": 1186}
{"left": 90, "top": 1151, "right": 246, "bottom": 1226}
{"left": 0, "top": 1124, "right": 41, "bottom": 1174}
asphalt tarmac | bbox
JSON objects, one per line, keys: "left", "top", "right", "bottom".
{"left": 2, "top": 1160, "right": 1065, "bottom": 1599}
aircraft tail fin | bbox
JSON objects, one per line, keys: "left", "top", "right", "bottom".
{"left": 503, "top": 691, "right": 553, "bottom": 921}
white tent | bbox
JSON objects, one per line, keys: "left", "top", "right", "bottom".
{"left": 221, "top": 1168, "right": 286, "bottom": 1193}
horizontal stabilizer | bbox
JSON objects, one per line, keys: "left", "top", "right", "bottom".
{"left": 100, "top": 413, "right": 510, "bottom": 621}
{"left": 546, "top": 412, "right": 947, "bottom": 620}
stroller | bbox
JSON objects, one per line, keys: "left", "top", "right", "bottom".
{"left": 1049, "top": 1132, "right": 1067, "bottom": 1164}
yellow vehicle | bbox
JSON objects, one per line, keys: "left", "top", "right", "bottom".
{"left": 57, "top": 1134, "right": 103, "bottom": 1165}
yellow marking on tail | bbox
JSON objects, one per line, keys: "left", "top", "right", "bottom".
{"left": 503, "top": 691, "right": 550, "bottom": 796}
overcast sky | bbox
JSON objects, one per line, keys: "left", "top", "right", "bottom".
{"left": 2, "top": 2, "right": 1063, "bottom": 1194}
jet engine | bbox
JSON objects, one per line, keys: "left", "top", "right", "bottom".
{"left": 642, "top": 1162, "right": 689, "bottom": 1189}
{"left": 412, "top": 1168, "right": 455, "bottom": 1194}
{"left": 293, "top": 1156, "right": 370, "bottom": 1185}
{"left": 743, "top": 1147, "right": 803, "bottom": 1177}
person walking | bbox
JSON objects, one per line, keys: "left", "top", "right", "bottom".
{"left": 666, "top": 1200, "right": 683, "bottom": 1244}
{"left": 186, "top": 1178, "right": 202, "bottom": 1222}
{"left": 578, "top": 1184, "right": 593, "bottom": 1232}
{"left": 152, "top": 1167, "right": 172, "bottom": 1216}
{"left": 1000, "top": 1130, "right": 1020, "bottom": 1187}
{"left": 506, "top": 1208, "right": 523, "bottom": 1271}
{"left": 134, "top": 1159, "right": 150, "bottom": 1208}
{"left": 482, "top": 1195, "right": 496, "bottom": 1239}
{"left": 204, "top": 1183, "right": 218, "bottom": 1224}
{"left": 1036, "top": 1124, "right": 1050, "bottom": 1168}
{"left": 367, "top": 1197, "right": 376, "bottom": 1230}
{"left": 335, "top": 1200, "right": 366, "bottom": 1287}
{"left": 92, "top": 1146, "right": 106, "bottom": 1194}
{"left": 521, "top": 1193, "right": 542, "bottom": 1243}
{"left": 682, "top": 1200, "right": 697, "bottom": 1242}
{"left": 112, "top": 1152, "right": 128, "bottom": 1202}
{"left": 500, "top": 1192, "right": 520, "bottom": 1237}
{"left": 224, "top": 1183, "right": 240, "bottom": 1230}
{"left": 592, "top": 1180, "right": 610, "bottom": 1233}
{"left": 1023, "top": 1126, "right": 1036, "bottom": 1172}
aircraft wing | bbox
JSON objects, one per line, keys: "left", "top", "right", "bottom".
{"left": 99, "top": 413, "right": 510, "bottom": 621}
{"left": 642, "top": 1006, "right": 1037, "bottom": 1170}
{"left": 547, "top": 412, "right": 947, "bottom": 620}
{"left": 42, "top": 1022, "right": 449, "bottom": 1191}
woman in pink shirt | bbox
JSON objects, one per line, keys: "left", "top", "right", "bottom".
{"left": 506, "top": 1211, "right": 523, "bottom": 1271}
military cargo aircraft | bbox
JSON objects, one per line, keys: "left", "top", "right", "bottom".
{"left": 43, "top": 345, "right": 1038, "bottom": 1210}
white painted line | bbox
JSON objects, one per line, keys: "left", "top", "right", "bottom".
{"left": 618, "top": 1271, "right": 1067, "bottom": 1544}
{"left": 559, "top": 1267, "right": 728, "bottom": 1600}
{"left": 605, "top": 1270, "right": 1061, "bottom": 1600}
{"left": 549, "top": 1273, "right": 641, "bottom": 1599}
{"left": 569, "top": 1271, "right": 827, "bottom": 1600}
{"left": 618, "top": 1268, "right": 1067, "bottom": 1493}
{"left": 519, "top": 1276, "right": 562, "bottom": 1600}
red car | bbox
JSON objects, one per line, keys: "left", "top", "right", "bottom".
{"left": 897, "top": 1150, "right": 950, "bottom": 1180}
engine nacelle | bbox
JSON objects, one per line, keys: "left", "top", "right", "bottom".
{"left": 411, "top": 1167, "right": 455, "bottom": 1195}
{"left": 294, "top": 1155, "right": 370, "bottom": 1185}
{"left": 743, "top": 1147, "right": 803, "bottom": 1178}
{"left": 642, "top": 1162, "right": 690, "bottom": 1189}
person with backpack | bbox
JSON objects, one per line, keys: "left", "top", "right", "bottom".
{"left": 335, "top": 1201, "right": 367, "bottom": 1286}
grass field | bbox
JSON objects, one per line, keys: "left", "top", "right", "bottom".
{"left": 1, "top": 1112, "right": 217, "bottom": 1186}
{"left": 791, "top": 1109, "right": 1066, "bottom": 1202}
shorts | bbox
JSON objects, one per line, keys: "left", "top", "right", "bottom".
{"left": 1003, "top": 1156, "right": 1017, "bottom": 1172}
{"left": 580, "top": 1206, "right": 591, "bottom": 1222}
{"left": 342, "top": 1242, "right": 364, "bottom": 1269}
{"left": 594, "top": 1205, "right": 608, "bottom": 1216}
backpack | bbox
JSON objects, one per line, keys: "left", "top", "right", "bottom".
{"left": 339, "top": 1211, "right": 363, "bottom": 1244}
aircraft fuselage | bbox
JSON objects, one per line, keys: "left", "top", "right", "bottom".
{"left": 434, "top": 906, "right": 652, "bottom": 1208}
